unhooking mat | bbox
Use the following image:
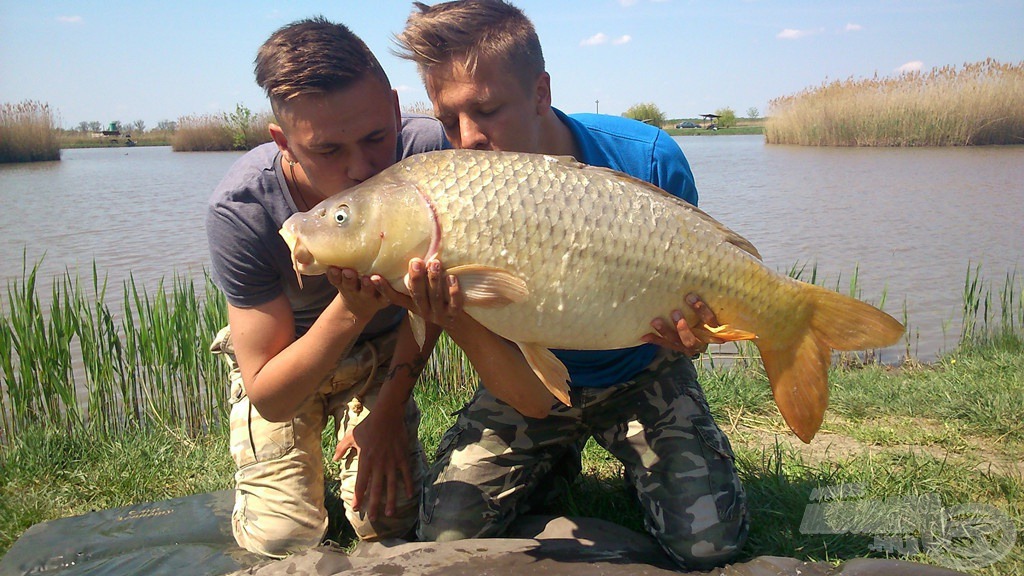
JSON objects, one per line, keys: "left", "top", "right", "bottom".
{"left": 0, "top": 490, "right": 264, "bottom": 575}
{"left": 1, "top": 492, "right": 971, "bottom": 576}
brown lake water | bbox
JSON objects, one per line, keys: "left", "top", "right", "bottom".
{"left": 1, "top": 139, "right": 1022, "bottom": 363}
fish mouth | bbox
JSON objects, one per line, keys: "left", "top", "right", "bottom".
{"left": 279, "top": 226, "right": 323, "bottom": 289}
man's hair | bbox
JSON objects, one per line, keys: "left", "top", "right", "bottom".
{"left": 255, "top": 16, "right": 390, "bottom": 111}
{"left": 394, "top": 0, "right": 544, "bottom": 88}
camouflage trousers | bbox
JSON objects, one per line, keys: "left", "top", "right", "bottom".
{"left": 418, "top": 349, "right": 749, "bottom": 570}
{"left": 210, "top": 326, "right": 426, "bottom": 559}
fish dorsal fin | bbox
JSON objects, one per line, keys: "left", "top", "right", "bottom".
{"left": 543, "top": 154, "right": 585, "bottom": 169}
{"left": 516, "top": 342, "right": 572, "bottom": 407}
{"left": 446, "top": 265, "right": 529, "bottom": 308}
{"left": 578, "top": 164, "right": 763, "bottom": 261}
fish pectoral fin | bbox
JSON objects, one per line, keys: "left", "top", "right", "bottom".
{"left": 756, "top": 333, "right": 831, "bottom": 444}
{"left": 516, "top": 342, "right": 571, "bottom": 407}
{"left": 408, "top": 312, "right": 427, "bottom": 351}
{"left": 696, "top": 323, "right": 758, "bottom": 342}
{"left": 447, "top": 265, "right": 529, "bottom": 308}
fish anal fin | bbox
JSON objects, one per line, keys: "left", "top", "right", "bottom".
{"left": 516, "top": 342, "right": 571, "bottom": 407}
{"left": 408, "top": 312, "right": 426, "bottom": 351}
{"left": 447, "top": 265, "right": 529, "bottom": 308}
{"left": 695, "top": 323, "right": 758, "bottom": 342}
{"left": 757, "top": 332, "right": 831, "bottom": 444}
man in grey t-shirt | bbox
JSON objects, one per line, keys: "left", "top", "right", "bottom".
{"left": 205, "top": 17, "right": 447, "bottom": 558}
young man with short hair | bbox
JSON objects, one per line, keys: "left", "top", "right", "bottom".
{"left": 392, "top": 1, "right": 749, "bottom": 569}
{"left": 205, "top": 16, "right": 448, "bottom": 558}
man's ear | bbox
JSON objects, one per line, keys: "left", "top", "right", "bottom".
{"left": 534, "top": 72, "right": 552, "bottom": 115}
{"left": 391, "top": 89, "right": 402, "bottom": 125}
{"left": 269, "top": 123, "right": 292, "bottom": 161}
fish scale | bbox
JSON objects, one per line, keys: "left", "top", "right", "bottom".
{"left": 414, "top": 152, "right": 745, "bottom": 348}
{"left": 280, "top": 149, "right": 904, "bottom": 442}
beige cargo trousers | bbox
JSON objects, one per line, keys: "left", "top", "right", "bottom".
{"left": 210, "top": 326, "right": 426, "bottom": 558}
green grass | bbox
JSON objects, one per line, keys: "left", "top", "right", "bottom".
{"left": 666, "top": 125, "right": 765, "bottom": 137}
{"left": 1, "top": 260, "right": 1022, "bottom": 571}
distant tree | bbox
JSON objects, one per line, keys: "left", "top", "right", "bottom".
{"left": 223, "top": 104, "right": 256, "bottom": 150}
{"left": 88, "top": 121, "right": 101, "bottom": 132}
{"left": 622, "top": 102, "right": 666, "bottom": 128}
{"left": 132, "top": 119, "right": 146, "bottom": 133}
{"left": 715, "top": 107, "right": 737, "bottom": 128}
{"left": 746, "top": 107, "right": 759, "bottom": 119}
{"left": 156, "top": 120, "right": 177, "bottom": 132}
{"left": 77, "top": 121, "right": 91, "bottom": 133}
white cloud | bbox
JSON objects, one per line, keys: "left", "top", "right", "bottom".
{"left": 776, "top": 27, "right": 823, "bottom": 40}
{"left": 618, "top": 0, "right": 639, "bottom": 6}
{"left": 897, "top": 60, "right": 924, "bottom": 73}
{"left": 845, "top": 23, "right": 863, "bottom": 32}
{"left": 57, "top": 15, "right": 83, "bottom": 24}
{"left": 580, "top": 33, "right": 608, "bottom": 47}
{"left": 612, "top": 35, "right": 632, "bottom": 45}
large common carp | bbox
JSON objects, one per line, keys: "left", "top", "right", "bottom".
{"left": 280, "top": 149, "right": 904, "bottom": 442}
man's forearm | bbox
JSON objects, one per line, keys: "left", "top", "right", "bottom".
{"left": 445, "top": 317, "right": 552, "bottom": 418}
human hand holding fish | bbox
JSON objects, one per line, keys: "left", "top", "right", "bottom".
{"left": 641, "top": 294, "right": 722, "bottom": 358}
{"left": 373, "top": 257, "right": 554, "bottom": 419}
{"left": 326, "top": 266, "right": 392, "bottom": 320}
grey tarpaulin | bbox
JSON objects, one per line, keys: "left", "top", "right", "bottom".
{"left": 0, "top": 491, "right": 264, "bottom": 575}
{"left": 1, "top": 494, "right": 970, "bottom": 576}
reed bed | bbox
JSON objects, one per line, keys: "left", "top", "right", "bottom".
{"left": 171, "top": 107, "right": 273, "bottom": 152}
{"left": 0, "top": 100, "right": 61, "bottom": 163}
{"left": 765, "top": 59, "right": 1024, "bottom": 146}
{"left": 0, "top": 260, "right": 228, "bottom": 443}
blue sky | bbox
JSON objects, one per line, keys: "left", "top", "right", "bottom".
{"left": 1, "top": 1, "right": 1021, "bottom": 129}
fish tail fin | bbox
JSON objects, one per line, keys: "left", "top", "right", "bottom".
{"left": 758, "top": 284, "right": 905, "bottom": 443}
{"left": 806, "top": 284, "right": 906, "bottom": 352}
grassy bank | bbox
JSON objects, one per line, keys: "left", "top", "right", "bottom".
{"left": 0, "top": 101, "right": 61, "bottom": 163}
{"left": 1, "top": 263, "right": 1021, "bottom": 571}
{"left": 665, "top": 118, "right": 765, "bottom": 137}
{"left": 765, "top": 59, "right": 1024, "bottom": 146}
{"left": 60, "top": 130, "right": 173, "bottom": 149}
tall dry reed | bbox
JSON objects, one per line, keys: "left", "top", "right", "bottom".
{"left": 765, "top": 59, "right": 1024, "bottom": 146}
{"left": 0, "top": 101, "right": 61, "bottom": 163}
{"left": 171, "top": 107, "right": 274, "bottom": 152}
{"left": 171, "top": 114, "right": 233, "bottom": 151}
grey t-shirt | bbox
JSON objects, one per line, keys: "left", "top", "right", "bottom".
{"left": 206, "top": 114, "right": 448, "bottom": 337}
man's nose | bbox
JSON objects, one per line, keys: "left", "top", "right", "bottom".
{"left": 346, "top": 147, "right": 375, "bottom": 183}
{"left": 459, "top": 116, "right": 489, "bottom": 150}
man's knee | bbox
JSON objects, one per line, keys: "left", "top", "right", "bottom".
{"left": 657, "top": 508, "right": 749, "bottom": 570}
{"left": 349, "top": 500, "right": 419, "bottom": 541}
{"left": 232, "top": 503, "right": 326, "bottom": 558}
{"left": 417, "top": 480, "right": 495, "bottom": 542}
{"left": 417, "top": 514, "right": 485, "bottom": 542}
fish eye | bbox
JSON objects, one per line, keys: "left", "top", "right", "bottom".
{"left": 333, "top": 205, "right": 349, "bottom": 225}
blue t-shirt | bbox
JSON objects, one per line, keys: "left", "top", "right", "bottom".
{"left": 551, "top": 108, "right": 699, "bottom": 387}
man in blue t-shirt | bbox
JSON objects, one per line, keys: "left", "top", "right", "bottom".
{"left": 383, "top": 1, "right": 749, "bottom": 570}
{"left": 205, "top": 18, "right": 448, "bottom": 558}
